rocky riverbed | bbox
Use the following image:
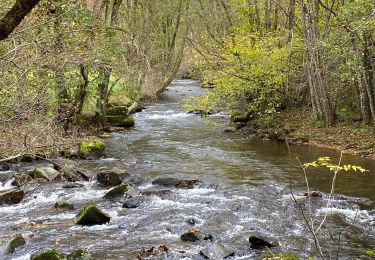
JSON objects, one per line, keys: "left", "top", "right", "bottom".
{"left": 0, "top": 79, "right": 374, "bottom": 259}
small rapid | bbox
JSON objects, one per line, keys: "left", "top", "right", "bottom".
{"left": 0, "top": 79, "right": 374, "bottom": 259}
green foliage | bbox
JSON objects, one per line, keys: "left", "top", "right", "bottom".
{"left": 304, "top": 156, "right": 368, "bottom": 173}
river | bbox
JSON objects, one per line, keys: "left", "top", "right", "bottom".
{"left": 0, "top": 79, "right": 374, "bottom": 259}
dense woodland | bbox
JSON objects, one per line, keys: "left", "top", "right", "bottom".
{"left": 0, "top": 0, "right": 374, "bottom": 158}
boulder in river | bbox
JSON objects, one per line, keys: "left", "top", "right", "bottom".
{"left": 181, "top": 230, "right": 200, "bottom": 242}
{"left": 199, "top": 242, "right": 235, "bottom": 259}
{"left": 304, "top": 190, "right": 323, "bottom": 198}
{"left": 249, "top": 236, "right": 275, "bottom": 249}
{"left": 63, "top": 183, "right": 84, "bottom": 189}
{"left": 75, "top": 205, "right": 110, "bottom": 226}
{"left": 62, "top": 168, "right": 85, "bottom": 182}
{"left": 152, "top": 178, "right": 199, "bottom": 189}
{"left": 107, "top": 106, "right": 128, "bottom": 116}
{"left": 11, "top": 172, "right": 32, "bottom": 187}
{"left": 0, "top": 188, "right": 25, "bottom": 205}
{"left": 0, "top": 234, "right": 26, "bottom": 254}
{"left": 79, "top": 140, "right": 106, "bottom": 159}
{"left": 103, "top": 184, "right": 129, "bottom": 199}
{"left": 54, "top": 202, "right": 74, "bottom": 211}
{"left": 106, "top": 115, "right": 135, "bottom": 127}
{"left": 128, "top": 102, "right": 145, "bottom": 114}
{"left": 32, "top": 249, "right": 65, "bottom": 260}
{"left": 97, "top": 169, "right": 127, "bottom": 186}
{"left": 122, "top": 196, "right": 143, "bottom": 208}
{"left": 30, "top": 167, "right": 61, "bottom": 181}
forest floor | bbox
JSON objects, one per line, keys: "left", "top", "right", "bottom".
{"left": 243, "top": 109, "right": 375, "bottom": 159}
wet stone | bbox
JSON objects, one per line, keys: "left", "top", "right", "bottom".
{"left": 199, "top": 242, "right": 235, "bottom": 259}
{"left": 31, "top": 249, "right": 65, "bottom": 260}
{"left": 0, "top": 234, "right": 26, "bottom": 255}
{"left": 63, "top": 183, "right": 84, "bottom": 189}
{"left": 11, "top": 172, "right": 32, "bottom": 187}
{"left": 249, "top": 236, "right": 275, "bottom": 249}
{"left": 75, "top": 205, "right": 110, "bottom": 226}
{"left": 29, "top": 167, "right": 61, "bottom": 181}
{"left": 181, "top": 231, "right": 200, "bottom": 242}
{"left": 122, "top": 196, "right": 143, "bottom": 208}
{"left": 0, "top": 188, "right": 25, "bottom": 205}
{"left": 97, "top": 169, "right": 127, "bottom": 186}
{"left": 152, "top": 178, "right": 200, "bottom": 189}
{"left": 54, "top": 202, "right": 74, "bottom": 211}
{"left": 104, "top": 184, "right": 129, "bottom": 199}
{"left": 187, "top": 218, "right": 196, "bottom": 225}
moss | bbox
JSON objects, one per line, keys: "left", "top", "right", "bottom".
{"left": 75, "top": 205, "right": 110, "bottom": 226}
{"left": 67, "top": 249, "right": 91, "bottom": 260}
{"left": 103, "top": 184, "right": 129, "bottom": 199}
{"left": 107, "top": 106, "right": 128, "bottom": 116}
{"left": 106, "top": 115, "right": 134, "bottom": 127}
{"left": 32, "top": 249, "right": 66, "bottom": 260}
{"left": 6, "top": 234, "right": 26, "bottom": 254}
{"left": 79, "top": 140, "right": 106, "bottom": 158}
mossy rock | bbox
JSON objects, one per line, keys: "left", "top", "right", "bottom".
{"left": 106, "top": 115, "right": 134, "bottom": 127}
{"left": 79, "top": 140, "right": 106, "bottom": 158}
{"left": 54, "top": 202, "right": 74, "bottom": 211}
{"left": 97, "top": 169, "right": 126, "bottom": 186}
{"left": 30, "top": 167, "right": 61, "bottom": 181}
{"left": 107, "top": 106, "right": 128, "bottom": 116}
{"left": 0, "top": 188, "right": 25, "bottom": 205}
{"left": 103, "top": 184, "right": 129, "bottom": 199}
{"left": 19, "top": 153, "right": 35, "bottom": 162}
{"left": 75, "top": 205, "right": 110, "bottom": 226}
{"left": 231, "top": 111, "right": 250, "bottom": 123}
{"left": 32, "top": 249, "right": 66, "bottom": 260}
{"left": 67, "top": 249, "right": 91, "bottom": 260}
{"left": 0, "top": 234, "right": 26, "bottom": 254}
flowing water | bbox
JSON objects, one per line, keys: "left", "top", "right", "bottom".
{"left": 0, "top": 79, "right": 374, "bottom": 259}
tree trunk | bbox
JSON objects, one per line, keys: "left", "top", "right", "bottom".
{"left": 0, "top": 0, "right": 41, "bottom": 41}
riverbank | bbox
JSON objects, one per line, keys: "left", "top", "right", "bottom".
{"left": 238, "top": 109, "right": 375, "bottom": 159}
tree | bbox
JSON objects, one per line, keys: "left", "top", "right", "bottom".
{"left": 0, "top": 0, "right": 41, "bottom": 41}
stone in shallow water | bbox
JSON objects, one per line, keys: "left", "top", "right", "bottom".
{"left": 75, "top": 205, "right": 110, "bottom": 226}
{"left": 122, "top": 196, "right": 143, "bottom": 208}
{"left": 0, "top": 188, "right": 25, "bottom": 205}
{"left": 30, "top": 167, "right": 61, "bottom": 181}
{"left": 249, "top": 236, "right": 275, "bottom": 249}
{"left": 181, "top": 231, "right": 200, "bottom": 242}
{"left": 0, "top": 234, "right": 26, "bottom": 255}
{"left": 31, "top": 249, "right": 65, "bottom": 260}
{"left": 54, "top": 202, "right": 74, "bottom": 211}
{"left": 103, "top": 184, "right": 129, "bottom": 199}
{"left": 199, "top": 242, "right": 235, "bottom": 259}
{"left": 97, "top": 169, "right": 126, "bottom": 186}
{"left": 152, "top": 178, "right": 199, "bottom": 189}
{"left": 63, "top": 183, "right": 84, "bottom": 189}
{"left": 11, "top": 172, "right": 32, "bottom": 187}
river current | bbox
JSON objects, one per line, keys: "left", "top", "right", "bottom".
{"left": 0, "top": 79, "right": 374, "bottom": 259}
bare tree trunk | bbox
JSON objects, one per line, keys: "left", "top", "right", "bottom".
{"left": 111, "top": 0, "right": 124, "bottom": 25}
{"left": 302, "top": 0, "right": 335, "bottom": 126}
{"left": 265, "top": 0, "right": 271, "bottom": 31}
{"left": 96, "top": 66, "right": 112, "bottom": 127}
{"left": 0, "top": 0, "right": 41, "bottom": 41}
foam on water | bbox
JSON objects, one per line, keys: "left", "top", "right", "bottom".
{"left": 317, "top": 207, "right": 373, "bottom": 225}
{"left": 149, "top": 196, "right": 202, "bottom": 209}
{"left": 146, "top": 113, "right": 191, "bottom": 120}
{"left": 0, "top": 179, "right": 14, "bottom": 191}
